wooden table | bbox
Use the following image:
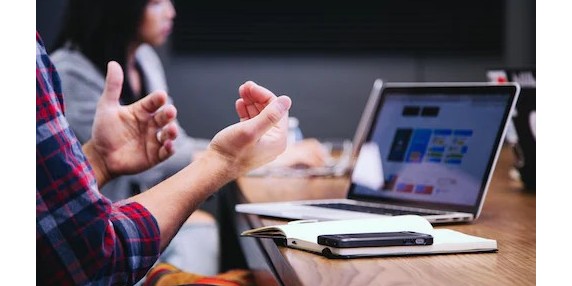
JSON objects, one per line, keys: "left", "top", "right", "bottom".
{"left": 231, "top": 145, "right": 536, "bottom": 285}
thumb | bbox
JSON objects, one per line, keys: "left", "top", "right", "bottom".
{"left": 244, "top": 95, "right": 292, "bottom": 136}
{"left": 101, "top": 61, "right": 124, "bottom": 104}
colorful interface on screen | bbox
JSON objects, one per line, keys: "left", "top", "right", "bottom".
{"left": 351, "top": 91, "right": 510, "bottom": 207}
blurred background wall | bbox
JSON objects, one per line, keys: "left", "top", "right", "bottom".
{"left": 37, "top": 0, "right": 535, "bottom": 140}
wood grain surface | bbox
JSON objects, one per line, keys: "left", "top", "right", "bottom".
{"left": 237, "top": 145, "right": 535, "bottom": 285}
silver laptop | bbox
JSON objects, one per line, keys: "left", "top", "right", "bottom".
{"left": 236, "top": 81, "right": 520, "bottom": 224}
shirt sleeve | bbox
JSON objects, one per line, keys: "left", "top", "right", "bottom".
{"left": 36, "top": 33, "right": 161, "bottom": 286}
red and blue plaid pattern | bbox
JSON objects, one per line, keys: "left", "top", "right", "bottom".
{"left": 36, "top": 32, "right": 160, "bottom": 285}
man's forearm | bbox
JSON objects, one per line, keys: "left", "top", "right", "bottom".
{"left": 129, "top": 149, "right": 236, "bottom": 250}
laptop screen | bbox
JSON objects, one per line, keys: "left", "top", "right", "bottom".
{"left": 348, "top": 83, "right": 519, "bottom": 214}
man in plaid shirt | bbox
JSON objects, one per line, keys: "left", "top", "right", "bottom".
{"left": 36, "top": 31, "right": 292, "bottom": 285}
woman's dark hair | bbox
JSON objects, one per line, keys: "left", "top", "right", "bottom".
{"left": 52, "top": 0, "right": 149, "bottom": 104}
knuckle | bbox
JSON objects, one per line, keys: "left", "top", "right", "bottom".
{"left": 265, "top": 109, "right": 281, "bottom": 124}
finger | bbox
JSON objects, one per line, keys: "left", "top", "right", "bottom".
{"left": 239, "top": 82, "right": 261, "bottom": 119}
{"left": 238, "top": 82, "right": 250, "bottom": 101}
{"left": 157, "top": 122, "right": 179, "bottom": 143}
{"left": 101, "top": 61, "right": 124, "bottom": 104}
{"left": 296, "top": 144, "right": 327, "bottom": 166}
{"left": 241, "top": 81, "right": 276, "bottom": 105}
{"left": 158, "top": 139, "right": 175, "bottom": 161}
{"left": 289, "top": 141, "right": 328, "bottom": 168}
{"left": 243, "top": 95, "right": 292, "bottom": 137}
{"left": 240, "top": 81, "right": 278, "bottom": 118}
{"left": 304, "top": 139, "right": 330, "bottom": 158}
{"left": 136, "top": 90, "right": 169, "bottom": 114}
{"left": 249, "top": 83, "right": 277, "bottom": 114}
{"left": 307, "top": 152, "right": 328, "bottom": 167}
{"left": 235, "top": 98, "right": 249, "bottom": 121}
{"left": 153, "top": 104, "right": 177, "bottom": 127}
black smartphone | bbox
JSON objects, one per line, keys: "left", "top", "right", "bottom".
{"left": 317, "top": 231, "right": 434, "bottom": 248}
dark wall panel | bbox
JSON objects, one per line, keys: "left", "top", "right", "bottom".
{"left": 173, "top": 0, "right": 505, "bottom": 55}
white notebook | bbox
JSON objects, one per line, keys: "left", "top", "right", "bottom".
{"left": 241, "top": 215, "right": 497, "bottom": 258}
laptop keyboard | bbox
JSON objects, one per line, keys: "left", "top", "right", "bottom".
{"left": 307, "top": 203, "right": 438, "bottom": 216}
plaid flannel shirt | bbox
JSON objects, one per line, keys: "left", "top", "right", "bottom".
{"left": 36, "top": 32, "right": 160, "bottom": 285}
